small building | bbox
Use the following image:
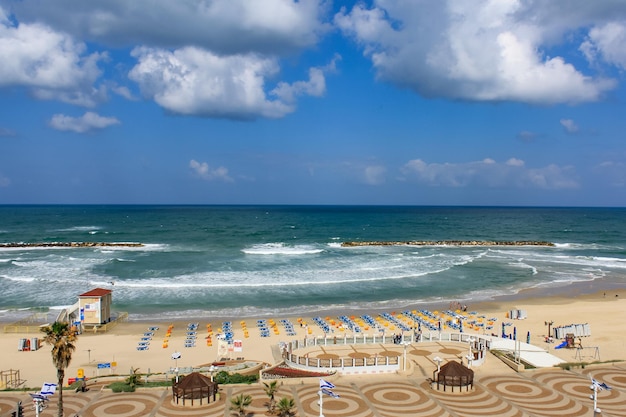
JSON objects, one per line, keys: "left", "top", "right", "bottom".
{"left": 172, "top": 372, "right": 219, "bottom": 407}
{"left": 433, "top": 361, "right": 474, "bottom": 392}
{"left": 78, "top": 288, "right": 112, "bottom": 325}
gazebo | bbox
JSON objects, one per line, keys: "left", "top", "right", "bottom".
{"left": 172, "top": 372, "right": 218, "bottom": 406}
{"left": 433, "top": 361, "right": 474, "bottom": 392}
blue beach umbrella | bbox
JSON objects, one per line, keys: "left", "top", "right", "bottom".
{"left": 526, "top": 331, "right": 530, "bottom": 344}
{"left": 513, "top": 327, "right": 517, "bottom": 340}
{"left": 501, "top": 323, "right": 506, "bottom": 338}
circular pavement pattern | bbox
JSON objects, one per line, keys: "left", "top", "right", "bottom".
{"left": 2, "top": 365, "right": 625, "bottom": 416}
{"left": 360, "top": 381, "right": 451, "bottom": 417}
{"left": 297, "top": 385, "right": 376, "bottom": 417}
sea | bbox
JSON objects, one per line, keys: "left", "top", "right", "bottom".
{"left": 0, "top": 205, "right": 625, "bottom": 322}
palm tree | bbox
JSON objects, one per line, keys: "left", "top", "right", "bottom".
{"left": 263, "top": 380, "right": 279, "bottom": 414}
{"left": 276, "top": 397, "right": 296, "bottom": 417}
{"left": 125, "top": 367, "right": 142, "bottom": 391}
{"left": 41, "top": 321, "right": 77, "bottom": 417}
{"left": 230, "top": 393, "right": 252, "bottom": 417}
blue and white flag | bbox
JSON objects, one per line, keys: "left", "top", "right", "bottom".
{"left": 322, "top": 388, "right": 340, "bottom": 398}
{"left": 591, "top": 378, "right": 611, "bottom": 391}
{"left": 40, "top": 383, "right": 57, "bottom": 396}
{"left": 320, "top": 379, "right": 335, "bottom": 390}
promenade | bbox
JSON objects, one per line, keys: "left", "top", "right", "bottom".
{"left": 2, "top": 350, "right": 625, "bottom": 417}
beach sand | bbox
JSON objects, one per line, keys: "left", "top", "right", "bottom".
{"left": 2, "top": 289, "right": 625, "bottom": 389}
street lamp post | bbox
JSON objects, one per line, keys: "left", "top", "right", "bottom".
{"left": 544, "top": 321, "right": 554, "bottom": 340}
{"left": 171, "top": 352, "right": 181, "bottom": 383}
{"left": 467, "top": 337, "right": 475, "bottom": 367}
{"left": 590, "top": 377, "right": 611, "bottom": 416}
{"left": 401, "top": 341, "right": 411, "bottom": 371}
{"left": 433, "top": 356, "right": 442, "bottom": 373}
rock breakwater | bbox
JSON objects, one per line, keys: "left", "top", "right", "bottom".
{"left": 0, "top": 242, "right": 144, "bottom": 248}
{"left": 341, "top": 240, "right": 554, "bottom": 247}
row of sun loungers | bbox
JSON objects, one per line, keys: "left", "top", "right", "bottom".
{"left": 184, "top": 323, "right": 199, "bottom": 347}
{"left": 139, "top": 309, "right": 504, "bottom": 351}
{"left": 279, "top": 319, "right": 297, "bottom": 336}
{"left": 137, "top": 326, "right": 158, "bottom": 350}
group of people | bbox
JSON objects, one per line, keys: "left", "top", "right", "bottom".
{"left": 449, "top": 301, "right": 469, "bottom": 312}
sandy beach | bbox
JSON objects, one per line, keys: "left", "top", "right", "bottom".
{"left": 2, "top": 288, "right": 625, "bottom": 390}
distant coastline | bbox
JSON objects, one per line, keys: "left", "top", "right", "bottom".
{"left": 0, "top": 242, "right": 144, "bottom": 248}
{"left": 341, "top": 240, "right": 555, "bottom": 247}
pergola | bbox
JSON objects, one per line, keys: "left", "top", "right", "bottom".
{"left": 172, "top": 372, "right": 218, "bottom": 406}
{"left": 433, "top": 361, "right": 474, "bottom": 392}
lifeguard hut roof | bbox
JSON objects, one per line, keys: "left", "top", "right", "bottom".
{"left": 79, "top": 288, "right": 112, "bottom": 297}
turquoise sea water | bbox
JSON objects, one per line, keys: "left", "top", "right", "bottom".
{"left": 0, "top": 205, "right": 625, "bottom": 321}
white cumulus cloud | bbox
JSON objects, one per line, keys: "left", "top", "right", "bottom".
{"left": 8, "top": 0, "right": 329, "bottom": 55}
{"left": 335, "top": 0, "right": 618, "bottom": 104}
{"left": 0, "top": 6, "right": 106, "bottom": 107}
{"left": 49, "top": 112, "right": 120, "bottom": 133}
{"left": 129, "top": 46, "right": 333, "bottom": 119}
{"left": 364, "top": 165, "right": 386, "bottom": 185}
{"left": 560, "top": 119, "right": 579, "bottom": 134}
{"left": 189, "top": 159, "right": 233, "bottom": 182}
{"left": 581, "top": 22, "right": 626, "bottom": 70}
{"left": 401, "top": 158, "right": 577, "bottom": 189}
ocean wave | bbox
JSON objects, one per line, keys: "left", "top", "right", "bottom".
{"left": 242, "top": 243, "right": 324, "bottom": 255}
{"left": 508, "top": 261, "right": 538, "bottom": 275}
{"left": 553, "top": 242, "right": 624, "bottom": 250}
{"left": 54, "top": 226, "right": 102, "bottom": 232}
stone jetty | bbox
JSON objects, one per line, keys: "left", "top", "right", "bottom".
{"left": 0, "top": 242, "right": 144, "bottom": 248}
{"left": 341, "top": 240, "right": 554, "bottom": 247}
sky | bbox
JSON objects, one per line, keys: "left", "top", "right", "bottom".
{"left": 0, "top": 0, "right": 625, "bottom": 206}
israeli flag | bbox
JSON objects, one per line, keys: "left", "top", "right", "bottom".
{"left": 322, "top": 388, "right": 340, "bottom": 398}
{"left": 591, "top": 378, "right": 611, "bottom": 391}
{"left": 40, "top": 382, "right": 57, "bottom": 396}
{"left": 320, "top": 379, "right": 335, "bottom": 390}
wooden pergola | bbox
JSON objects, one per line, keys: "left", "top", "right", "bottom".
{"left": 433, "top": 361, "right": 474, "bottom": 392}
{"left": 172, "top": 372, "right": 218, "bottom": 406}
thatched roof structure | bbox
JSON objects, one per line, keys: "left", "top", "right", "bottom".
{"left": 433, "top": 361, "right": 474, "bottom": 392}
{"left": 172, "top": 372, "right": 218, "bottom": 406}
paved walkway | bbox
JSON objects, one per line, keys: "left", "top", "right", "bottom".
{"left": 1, "top": 353, "right": 624, "bottom": 416}
{"left": 486, "top": 336, "right": 566, "bottom": 367}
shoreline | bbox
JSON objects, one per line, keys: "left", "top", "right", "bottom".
{"left": 2, "top": 285, "right": 626, "bottom": 389}
{"left": 2, "top": 275, "right": 624, "bottom": 324}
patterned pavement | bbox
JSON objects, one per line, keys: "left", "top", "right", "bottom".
{"left": 1, "top": 364, "right": 625, "bottom": 417}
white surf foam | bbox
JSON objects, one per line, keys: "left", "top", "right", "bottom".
{"left": 242, "top": 243, "right": 324, "bottom": 255}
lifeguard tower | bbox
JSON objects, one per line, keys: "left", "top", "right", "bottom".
{"left": 78, "top": 288, "right": 113, "bottom": 325}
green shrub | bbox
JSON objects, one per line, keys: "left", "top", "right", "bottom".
{"left": 214, "top": 370, "right": 257, "bottom": 385}
{"left": 108, "top": 382, "right": 136, "bottom": 392}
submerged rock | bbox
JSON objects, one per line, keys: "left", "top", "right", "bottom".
{"left": 0, "top": 241, "right": 144, "bottom": 248}
{"left": 341, "top": 240, "right": 554, "bottom": 247}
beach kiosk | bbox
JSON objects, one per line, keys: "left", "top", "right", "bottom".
{"left": 78, "top": 288, "right": 113, "bottom": 325}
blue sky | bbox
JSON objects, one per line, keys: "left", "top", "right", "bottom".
{"left": 1, "top": 0, "right": 625, "bottom": 206}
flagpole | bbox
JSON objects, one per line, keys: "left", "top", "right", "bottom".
{"left": 318, "top": 389, "right": 323, "bottom": 417}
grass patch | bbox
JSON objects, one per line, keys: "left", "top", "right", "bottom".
{"left": 491, "top": 350, "right": 536, "bottom": 370}
{"left": 108, "top": 381, "right": 136, "bottom": 392}
{"left": 557, "top": 359, "right": 623, "bottom": 371}
{"left": 213, "top": 370, "right": 258, "bottom": 385}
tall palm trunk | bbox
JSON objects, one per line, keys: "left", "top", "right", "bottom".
{"left": 41, "top": 321, "right": 76, "bottom": 417}
{"left": 57, "top": 368, "right": 64, "bottom": 417}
